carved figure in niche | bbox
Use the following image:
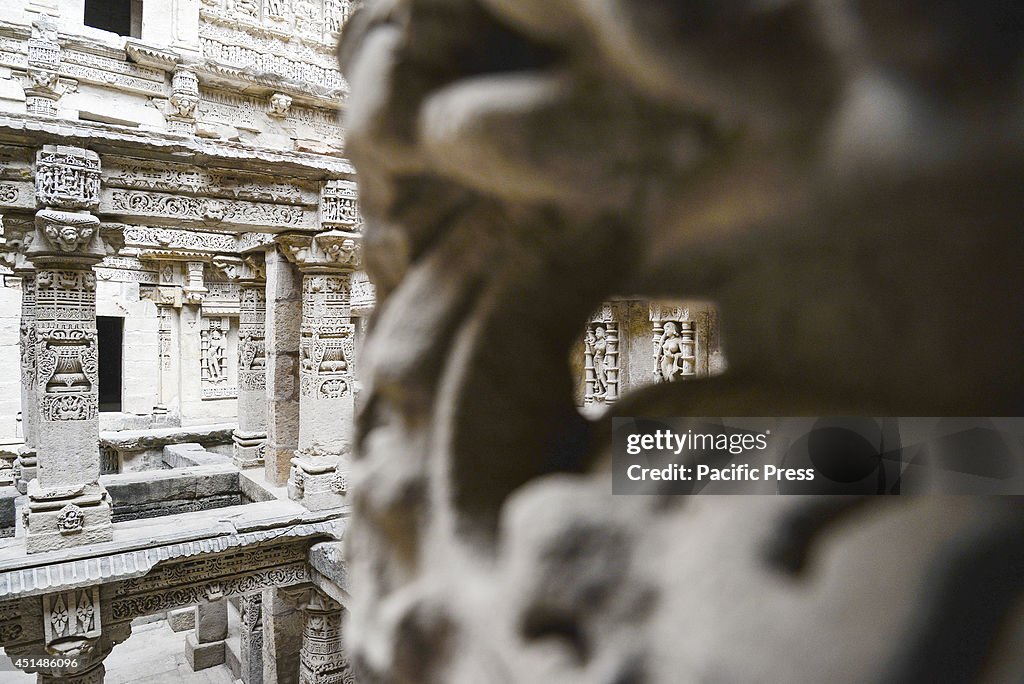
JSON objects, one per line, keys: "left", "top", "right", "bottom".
{"left": 586, "top": 325, "right": 610, "bottom": 397}
{"left": 267, "top": 0, "right": 287, "bottom": 17}
{"left": 656, "top": 321, "right": 695, "bottom": 382}
{"left": 207, "top": 329, "right": 227, "bottom": 382}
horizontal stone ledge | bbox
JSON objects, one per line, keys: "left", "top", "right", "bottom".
{"left": 0, "top": 114, "right": 355, "bottom": 177}
{"left": 100, "top": 423, "right": 236, "bottom": 451}
{"left": 0, "top": 503, "right": 345, "bottom": 599}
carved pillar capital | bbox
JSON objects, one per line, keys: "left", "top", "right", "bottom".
{"left": 182, "top": 260, "right": 207, "bottom": 303}
{"left": 268, "top": 92, "right": 293, "bottom": 118}
{"left": 277, "top": 230, "right": 362, "bottom": 273}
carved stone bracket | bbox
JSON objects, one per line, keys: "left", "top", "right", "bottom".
{"left": 277, "top": 230, "right": 362, "bottom": 273}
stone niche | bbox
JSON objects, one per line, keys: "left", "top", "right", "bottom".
{"left": 572, "top": 299, "right": 723, "bottom": 409}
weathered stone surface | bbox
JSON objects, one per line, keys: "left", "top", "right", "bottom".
{"left": 339, "top": 1, "right": 1024, "bottom": 683}
{"left": 168, "top": 607, "right": 197, "bottom": 633}
{"left": 100, "top": 423, "right": 236, "bottom": 452}
{"left": 102, "top": 464, "right": 241, "bottom": 522}
{"left": 163, "top": 442, "right": 233, "bottom": 469}
{"left": 0, "top": 486, "right": 17, "bottom": 538}
{"left": 185, "top": 632, "right": 227, "bottom": 670}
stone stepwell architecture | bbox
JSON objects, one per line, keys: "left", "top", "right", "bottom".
{"left": 0, "top": 1, "right": 726, "bottom": 682}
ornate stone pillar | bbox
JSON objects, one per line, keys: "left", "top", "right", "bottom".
{"left": 278, "top": 231, "right": 360, "bottom": 510}
{"left": 239, "top": 592, "right": 265, "bottom": 684}
{"left": 234, "top": 255, "right": 268, "bottom": 468}
{"left": 24, "top": 145, "right": 118, "bottom": 554}
{"left": 14, "top": 255, "right": 38, "bottom": 493}
{"left": 298, "top": 591, "right": 352, "bottom": 684}
{"left": 151, "top": 261, "right": 180, "bottom": 415}
{"left": 24, "top": 17, "right": 62, "bottom": 117}
{"left": 167, "top": 67, "right": 199, "bottom": 135}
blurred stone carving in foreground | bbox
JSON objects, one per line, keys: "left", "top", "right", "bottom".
{"left": 338, "top": 1, "right": 1024, "bottom": 682}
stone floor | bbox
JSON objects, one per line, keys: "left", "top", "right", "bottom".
{"left": 0, "top": 619, "right": 236, "bottom": 683}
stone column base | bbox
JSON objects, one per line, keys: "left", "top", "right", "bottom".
{"left": 233, "top": 430, "right": 267, "bottom": 469}
{"left": 287, "top": 455, "right": 348, "bottom": 511}
{"left": 13, "top": 448, "right": 37, "bottom": 494}
{"left": 185, "top": 632, "right": 226, "bottom": 670}
{"left": 25, "top": 480, "right": 113, "bottom": 554}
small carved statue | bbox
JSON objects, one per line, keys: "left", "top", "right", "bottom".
{"left": 207, "top": 329, "right": 227, "bottom": 382}
{"left": 656, "top": 321, "right": 694, "bottom": 382}
{"left": 587, "top": 325, "right": 610, "bottom": 398}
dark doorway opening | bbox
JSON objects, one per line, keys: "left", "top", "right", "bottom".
{"left": 97, "top": 316, "right": 123, "bottom": 413}
{"left": 84, "top": 0, "right": 143, "bottom": 38}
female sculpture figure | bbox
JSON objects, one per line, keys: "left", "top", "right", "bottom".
{"left": 588, "top": 325, "right": 609, "bottom": 398}
{"left": 656, "top": 321, "right": 693, "bottom": 382}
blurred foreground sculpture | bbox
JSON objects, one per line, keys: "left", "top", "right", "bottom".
{"left": 339, "top": 1, "right": 1024, "bottom": 682}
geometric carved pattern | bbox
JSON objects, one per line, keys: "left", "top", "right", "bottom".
{"left": 43, "top": 588, "right": 101, "bottom": 648}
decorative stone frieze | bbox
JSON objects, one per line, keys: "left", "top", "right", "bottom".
{"left": 104, "top": 190, "right": 314, "bottom": 230}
